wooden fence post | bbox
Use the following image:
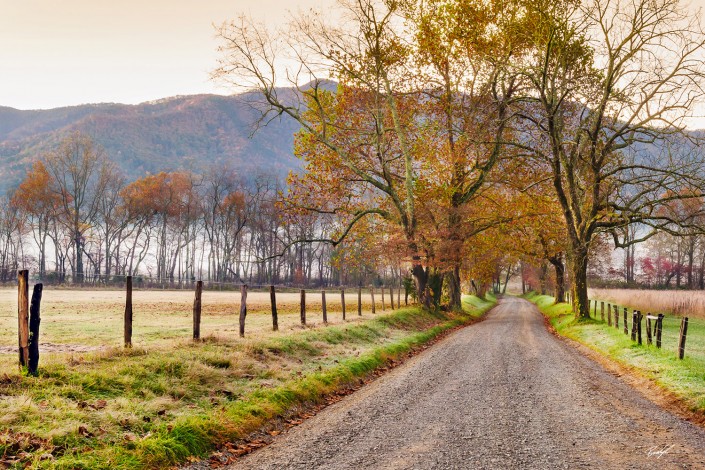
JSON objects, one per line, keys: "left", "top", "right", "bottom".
{"left": 608, "top": 303, "right": 613, "bottom": 326}
{"left": 371, "top": 288, "right": 376, "bottom": 314}
{"left": 17, "top": 270, "right": 29, "bottom": 369}
{"left": 358, "top": 287, "right": 362, "bottom": 316}
{"left": 381, "top": 287, "right": 386, "bottom": 311}
{"left": 656, "top": 314, "right": 664, "bottom": 348}
{"left": 593, "top": 300, "right": 597, "bottom": 318}
{"left": 614, "top": 305, "right": 619, "bottom": 329}
{"left": 341, "top": 288, "right": 346, "bottom": 320}
{"left": 300, "top": 289, "right": 306, "bottom": 325}
{"left": 636, "top": 311, "right": 643, "bottom": 345}
{"left": 631, "top": 310, "right": 637, "bottom": 341}
{"left": 239, "top": 284, "right": 248, "bottom": 338}
{"left": 270, "top": 285, "right": 278, "bottom": 331}
{"left": 124, "top": 276, "right": 133, "bottom": 348}
{"left": 193, "top": 280, "right": 202, "bottom": 340}
{"left": 646, "top": 314, "right": 654, "bottom": 346}
{"left": 322, "top": 290, "right": 327, "bottom": 324}
{"left": 623, "top": 307, "right": 628, "bottom": 335}
{"left": 28, "top": 283, "right": 43, "bottom": 376}
{"left": 390, "top": 286, "right": 395, "bottom": 309}
{"left": 600, "top": 301, "right": 605, "bottom": 322}
{"left": 678, "top": 317, "right": 689, "bottom": 359}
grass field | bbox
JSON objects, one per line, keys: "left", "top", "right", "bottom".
{"left": 589, "top": 288, "right": 705, "bottom": 319}
{"left": 0, "top": 287, "right": 396, "bottom": 352}
{"left": 0, "top": 291, "right": 495, "bottom": 469}
{"left": 528, "top": 292, "right": 705, "bottom": 413}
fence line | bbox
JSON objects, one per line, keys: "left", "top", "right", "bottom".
{"left": 563, "top": 294, "right": 691, "bottom": 360}
{"left": 7, "top": 269, "right": 413, "bottom": 372}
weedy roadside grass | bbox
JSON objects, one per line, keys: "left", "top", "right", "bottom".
{"left": 0, "top": 295, "right": 495, "bottom": 469}
{"left": 526, "top": 293, "right": 705, "bottom": 413}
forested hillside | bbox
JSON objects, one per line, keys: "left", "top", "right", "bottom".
{"left": 0, "top": 92, "right": 302, "bottom": 191}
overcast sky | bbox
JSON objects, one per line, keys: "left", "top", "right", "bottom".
{"left": 2, "top": 0, "right": 705, "bottom": 129}
{"left": 0, "top": 0, "right": 333, "bottom": 110}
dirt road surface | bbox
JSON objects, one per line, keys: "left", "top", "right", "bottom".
{"left": 229, "top": 297, "right": 705, "bottom": 469}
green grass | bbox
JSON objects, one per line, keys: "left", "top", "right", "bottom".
{"left": 526, "top": 292, "right": 705, "bottom": 412}
{"left": 0, "top": 295, "right": 495, "bottom": 469}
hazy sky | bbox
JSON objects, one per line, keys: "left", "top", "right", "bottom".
{"left": 0, "top": 0, "right": 333, "bottom": 110}
{"left": 2, "top": 0, "right": 705, "bottom": 118}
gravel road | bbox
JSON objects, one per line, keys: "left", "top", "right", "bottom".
{"left": 229, "top": 297, "right": 705, "bottom": 469}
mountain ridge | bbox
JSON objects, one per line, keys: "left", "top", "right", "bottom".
{"left": 0, "top": 91, "right": 303, "bottom": 192}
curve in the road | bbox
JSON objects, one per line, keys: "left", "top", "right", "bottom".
{"left": 229, "top": 297, "right": 705, "bottom": 470}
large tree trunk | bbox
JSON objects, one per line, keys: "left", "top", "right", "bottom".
{"left": 539, "top": 262, "right": 548, "bottom": 295}
{"left": 446, "top": 265, "right": 462, "bottom": 311}
{"left": 548, "top": 255, "right": 565, "bottom": 303}
{"left": 75, "top": 229, "right": 84, "bottom": 284}
{"left": 570, "top": 247, "right": 590, "bottom": 318}
{"left": 411, "top": 261, "right": 430, "bottom": 308}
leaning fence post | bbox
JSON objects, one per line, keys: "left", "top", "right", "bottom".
{"left": 341, "top": 288, "right": 346, "bottom": 320}
{"left": 17, "top": 270, "right": 29, "bottom": 369}
{"left": 300, "top": 289, "right": 306, "bottom": 325}
{"left": 656, "top": 314, "right": 664, "bottom": 348}
{"left": 124, "top": 275, "right": 133, "bottom": 348}
{"left": 646, "top": 314, "right": 653, "bottom": 346}
{"left": 322, "top": 290, "right": 328, "bottom": 324}
{"left": 239, "top": 284, "right": 248, "bottom": 338}
{"left": 371, "top": 287, "right": 376, "bottom": 314}
{"left": 358, "top": 287, "right": 362, "bottom": 316}
{"left": 636, "top": 311, "right": 643, "bottom": 345}
{"left": 193, "top": 280, "right": 202, "bottom": 340}
{"left": 28, "top": 283, "right": 43, "bottom": 376}
{"left": 678, "top": 317, "right": 689, "bottom": 359}
{"left": 270, "top": 285, "right": 278, "bottom": 331}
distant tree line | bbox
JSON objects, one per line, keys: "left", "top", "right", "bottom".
{"left": 0, "top": 132, "right": 401, "bottom": 288}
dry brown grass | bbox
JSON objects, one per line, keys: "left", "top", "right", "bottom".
{"left": 0, "top": 287, "right": 403, "bottom": 351}
{"left": 588, "top": 288, "right": 705, "bottom": 319}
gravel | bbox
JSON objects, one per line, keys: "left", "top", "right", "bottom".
{"left": 228, "top": 297, "right": 705, "bottom": 469}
